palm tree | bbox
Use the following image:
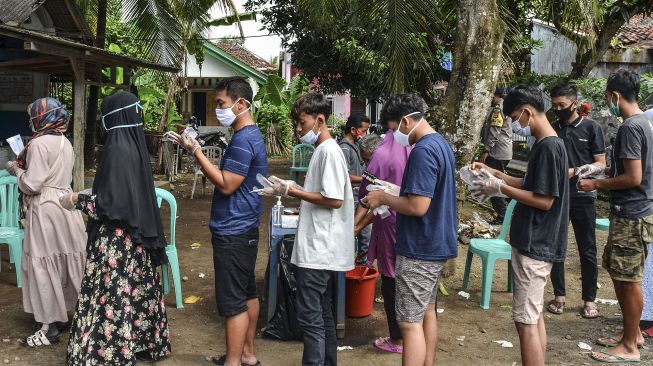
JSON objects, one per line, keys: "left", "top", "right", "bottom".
{"left": 76, "top": 0, "right": 241, "bottom": 162}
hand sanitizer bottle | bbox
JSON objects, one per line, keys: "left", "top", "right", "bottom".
{"left": 272, "top": 196, "right": 283, "bottom": 226}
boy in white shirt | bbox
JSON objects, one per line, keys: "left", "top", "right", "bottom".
{"left": 272, "top": 92, "right": 355, "bottom": 365}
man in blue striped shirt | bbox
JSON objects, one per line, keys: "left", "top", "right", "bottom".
{"left": 175, "top": 76, "right": 268, "bottom": 366}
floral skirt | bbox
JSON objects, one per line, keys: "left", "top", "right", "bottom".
{"left": 66, "top": 226, "right": 171, "bottom": 365}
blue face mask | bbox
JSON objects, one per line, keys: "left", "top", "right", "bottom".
{"left": 101, "top": 102, "right": 143, "bottom": 131}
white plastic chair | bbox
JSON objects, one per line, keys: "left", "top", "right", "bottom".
{"left": 190, "top": 146, "right": 222, "bottom": 199}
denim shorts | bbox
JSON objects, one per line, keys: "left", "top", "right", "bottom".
{"left": 212, "top": 228, "right": 259, "bottom": 317}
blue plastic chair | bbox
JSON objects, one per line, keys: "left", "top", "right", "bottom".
{"left": 0, "top": 175, "right": 24, "bottom": 287}
{"left": 155, "top": 188, "right": 183, "bottom": 309}
{"left": 288, "top": 144, "right": 315, "bottom": 181}
{"left": 462, "top": 200, "right": 518, "bottom": 309}
{"left": 596, "top": 218, "right": 609, "bottom": 232}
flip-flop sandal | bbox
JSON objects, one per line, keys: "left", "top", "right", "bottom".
{"left": 18, "top": 330, "right": 59, "bottom": 347}
{"left": 581, "top": 304, "right": 600, "bottom": 319}
{"left": 596, "top": 336, "right": 645, "bottom": 348}
{"left": 590, "top": 350, "right": 640, "bottom": 363}
{"left": 545, "top": 299, "right": 564, "bottom": 315}
{"left": 643, "top": 327, "right": 653, "bottom": 338}
{"left": 373, "top": 337, "right": 403, "bottom": 354}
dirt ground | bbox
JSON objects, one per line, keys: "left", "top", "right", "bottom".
{"left": 0, "top": 158, "right": 650, "bottom": 365}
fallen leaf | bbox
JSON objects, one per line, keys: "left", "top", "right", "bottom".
{"left": 183, "top": 295, "right": 202, "bottom": 304}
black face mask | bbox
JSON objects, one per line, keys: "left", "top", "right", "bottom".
{"left": 554, "top": 105, "right": 576, "bottom": 121}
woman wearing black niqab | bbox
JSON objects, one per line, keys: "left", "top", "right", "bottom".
{"left": 63, "top": 91, "right": 171, "bottom": 365}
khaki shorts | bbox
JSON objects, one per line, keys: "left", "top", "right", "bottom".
{"left": 603, "top": 214, "right": 653, "bottom": 282}
{"left": 511, "top": 248, "right": 553, "bottom": 325}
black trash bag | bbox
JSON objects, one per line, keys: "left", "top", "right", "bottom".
{"left": 263, "top": 235, "right": 303, "bottom": 341}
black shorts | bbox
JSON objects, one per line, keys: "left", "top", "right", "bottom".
{"left": 212, "top": 228, "right": 259, "bottom": 317}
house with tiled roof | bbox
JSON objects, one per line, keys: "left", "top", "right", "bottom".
{"left": 531, "top": 16, "right": 653, "bottom": 77}
{"left": 593, "top": 15, "right": 653, "bottom": 76}
{"left": 180, "top": 40, "right": 275, "bottom": 126}
{"left": 617, "top": 15, "right": 653, "bottom": 49}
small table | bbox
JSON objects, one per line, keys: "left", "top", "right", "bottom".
{"left": 267, "top": 214, "right": 346, "bottom": 339}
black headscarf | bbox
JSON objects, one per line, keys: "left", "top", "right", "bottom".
{"left": 93, "top": 91, "right": 167, "bottom": 266}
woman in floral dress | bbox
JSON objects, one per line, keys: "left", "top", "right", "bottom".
{"left": 62, "top": 92, "right": 171, "bottom": 365}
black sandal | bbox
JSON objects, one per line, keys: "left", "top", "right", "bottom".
{"left": 32, "top": 321, "right": 69, "bottom": 332}
{"left": 211, "top": 355, "right": 261, "bottom": 366}
{"left": 211, "top": 355, "right": 227, "bottom": 365}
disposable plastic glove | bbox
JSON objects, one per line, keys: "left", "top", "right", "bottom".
{"left": 167, "top": 131, "right": 201, "bottom": 154}
{"left": 367, "top": 182, "right": 400, "bottom": 197}
{"left": 266, "top": 176, "right": 303, "bottom": 197}
{"left": 470, "top": 169, "right": 507, "bottom": 198}
{"left": 575, "top": 164, "right": 605, "bottom": 179}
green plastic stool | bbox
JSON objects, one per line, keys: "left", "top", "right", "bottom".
{"left": 288, "top": 144, "right": 315, "bottom": 181}
{"left": 156, "top": 188, "right": 183, "bottom": 309}
{"left": 462, "top": 200, "right": 517, "bottom": 310}
{"left": 0, "top": 175, "right": 24, "bottom": 287}
{"left": 596, "top": 218, "right": 609, "bottom": 232}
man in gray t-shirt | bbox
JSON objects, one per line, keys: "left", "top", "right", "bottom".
{"left": 579, "top": 70, "right": 653, "bottom": 363}
{"left": 610, "top": 112, "right": 653, "bottom": 218}
{"left": 339, "top": 114, "right": 371, "bottom": 264}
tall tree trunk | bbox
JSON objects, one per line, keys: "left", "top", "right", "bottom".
{"left": 84, "top": 0, "right": 108, "bottom": 168}
{"left": 433, "top": 0, "right": 505, "bottom": 279}
{"left": 438, "top": 0, "right": 505, "bottom": 169}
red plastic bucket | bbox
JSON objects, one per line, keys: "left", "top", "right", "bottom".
{"left": 345, "top": 266, "right": 379, "bottom": 318}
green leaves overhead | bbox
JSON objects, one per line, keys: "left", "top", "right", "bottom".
{"left": 77, "top": 0, "right": 241, "bottom": 67}
{"left": 254, "top": 74, "right": 310, "bottom": 109}
{"left": 294, "top": 0, "right": 452, "bottom": 94}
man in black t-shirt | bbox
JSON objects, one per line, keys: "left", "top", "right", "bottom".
{"left": 472, "top": 85, "right": 569, "bottom": 366}
{"left": 546, "top": 85, "right": 606, "bottom": 320}
{"left": 579, "top": 70, "right": 653, "bottom": 363}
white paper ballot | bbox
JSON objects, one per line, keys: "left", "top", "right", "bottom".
{"left": 6, "top": 135, "right": 24, "bottom": 156}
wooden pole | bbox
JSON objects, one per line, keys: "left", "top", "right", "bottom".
{"left": 72, "top": 60, "right": 86, "bottom": 191}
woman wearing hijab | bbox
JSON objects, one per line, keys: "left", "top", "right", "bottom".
{"left": 4, "top": 97, "right": 87, "bottom": 347}
{"left": 62, "top": 91, "right": 171, "bottom": 364}
{"left": 355, "top": 121, "right": 411, "bottom": 354}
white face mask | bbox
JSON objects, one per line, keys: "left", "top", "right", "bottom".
{"left": 215, "top": 98, "right": 250, "bottom": 127}
{"left": 299, "top": 117, "right": 321, "bottom": 145}
{"left": 514, "top": 108, "right": 531, "bottom": 129}
{"left": 394, "top": 112, "right": 422, "bottom": 147}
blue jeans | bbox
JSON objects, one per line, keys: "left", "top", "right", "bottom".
{"left": 296, "top": 268, "right": 337, "bottom": 366}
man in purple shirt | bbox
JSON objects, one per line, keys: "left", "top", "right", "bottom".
{"left": 355, "top": 122, "right": 412, "bottom": 354}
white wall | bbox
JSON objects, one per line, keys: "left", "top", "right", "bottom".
{"left": 184, "top": 53, "right": 242, "bottom": 78}
{"left": 332, "top": 93, "right": 350, "bottom": 119}
{"left": 530, "top": 21, "right": 578, "bottom": 75}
